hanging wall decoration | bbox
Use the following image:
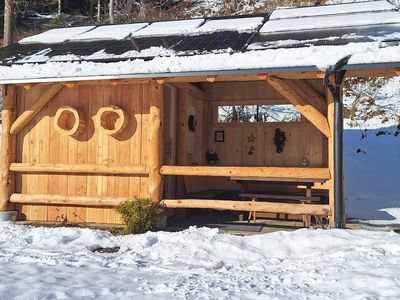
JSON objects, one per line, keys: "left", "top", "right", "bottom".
{"left": 215, "top": 130, "right": 224, "bottom": 142}
{"left": 274, "top": 128, "right": 287, "bottom": 153}
{"left": 188, "top": 114, "right": 197, "bottom": 132}
{"left": 247, "top": 133, "right": 256, "bottom": 143}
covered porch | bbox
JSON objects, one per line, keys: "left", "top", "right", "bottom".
{"left": 157, "top": 71, "right": 340, "bottom": 227}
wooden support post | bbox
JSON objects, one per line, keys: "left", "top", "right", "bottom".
{"left": 148, "top": 83, "right": 163, "bottom": 202}
{"left": 10, "top": 84, "right": 63, "bottom": 135}
{"left": 0, "top": 85, "right": 16, "bottom": 211}
{"left": 325, "top": 83, "right": 335, "bottom": 227}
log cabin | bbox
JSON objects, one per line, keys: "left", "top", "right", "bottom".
{"left": 0, "top": 1, "right": 399, "bottom": 227}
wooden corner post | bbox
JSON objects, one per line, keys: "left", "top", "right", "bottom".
{"left": 148, "top": 82, "right": 164, "bottom": 202}
{"left": 325, "top": 83, "right": 335, "bottom": 227}
{"left": 0, "top": 85, "right": 17, "bottom": 211}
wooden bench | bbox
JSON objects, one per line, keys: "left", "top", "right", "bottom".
{"left": 239, "top": 192, "right": 321, "bottom": 225}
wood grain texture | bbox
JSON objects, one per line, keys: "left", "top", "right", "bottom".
{"left": 0, "top": 85, "right": 17, "bottom": 211}
{"left": 161, "top": 165, "right": 330, "bottom": 180}
{"left": 11, "top": 193, "right": 129, "bottom": 206}
{"left": 10, "top": 163, "right": 149, "bottom": 175}
{"left": 10, "top": 84, "right": 63, "bottom": 135}
{"left": 148, "top": 83, "right": 163, "bottom": 202}
{"left": 266, "top": 77, "right": 331, "bottom": 137}
{"left": 162, "top": 199, "right": 330, "bottom": 215}
{"left": 14, "top": 83, "right": 151, "bottom": 223}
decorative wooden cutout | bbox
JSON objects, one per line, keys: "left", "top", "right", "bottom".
{"left": 95, "top": 105, "right": 128, "bottom": 136}
{"left": 247, "top": 133, "right": 256, "bottom": 143}
{"left": 54, "top": 106, "right": 85, "bottom": 137}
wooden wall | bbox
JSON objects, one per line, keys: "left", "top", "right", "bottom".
{"left": 12, "top": 79, "right": 329, "bottom": 222}
{"left": 14, "top": 83, "right": 152, "bottom": 223}
{"left": 197, "top": 80, "right": 326, "bottom": 191}
{"left": 207, "top": 80, "right": 327, "bottom": 167}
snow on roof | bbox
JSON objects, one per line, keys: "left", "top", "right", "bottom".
{"left": 260, "top": 11, "right": 400, "bottom": 33}
{"left": 19, "top": 26, "right": 95, "bottom": 44}
{"left": 194, "top": 17, "right": 265, "bottom": 33}
{"left": 270, "top": 0, "right": 395, "bottom": 20}
{"left": 1, "top": 41, "right": 400, "bottom": 83}
{"left": 3, "top": 1, "right": 400, "bottom": 83}
{"left": 133, "top": 19, "right": 205, "bottom": 37}
{"left": 131, "top": 16, "right": 264, "bottom": 37}
{"left": 70, "top": 23, "right": 149, "bottom": 41}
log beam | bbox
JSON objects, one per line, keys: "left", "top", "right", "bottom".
{"left": 160, "top": 165, "right": 331, "bottom": 180}
{"left": 266, "top": 77, "right": 331, "bottom": 137}
{"left": 172, "top": 83, "right": 205, "bottom": 100}
{"left": 162, "top": 199, "right": 330, "bottom": 215}
{"left": 10, "top": 163, "right": 149, "bottom": 175}
{"left": 0, "top": 86, "right": 17, "bottom": 211}
{"left": 148, "top": 83, "right": 164, "bottom": 202}
{"left": 291, "top": 80, "right": 326, "bottom": 114}
{"left": 10, "top": 193, "right": 129, "bottom": 207}
{"left": 10, "top": 84, "right": 64, "bottom": 135}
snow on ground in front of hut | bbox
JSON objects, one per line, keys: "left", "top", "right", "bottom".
{"left": 0, "top": 222, "right": 400, "bottom": 299}
{"left": 344, "top": 76, "right": 400, "bottom": 227}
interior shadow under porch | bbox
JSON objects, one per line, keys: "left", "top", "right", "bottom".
{"left": 160, "top": 78, "right": 335, "bottom": 227}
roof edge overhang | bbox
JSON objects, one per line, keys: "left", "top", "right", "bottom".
{"left": 0, "top": 62, "right": 399, "bottom": 85}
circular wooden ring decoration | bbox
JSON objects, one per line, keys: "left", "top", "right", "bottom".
{"left": 54, "top": 106, "right": 85, "bottom": 137}
{"left": 95, "top": 105, "right": 128, "bottom": 136}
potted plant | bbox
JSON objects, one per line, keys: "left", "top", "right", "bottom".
{"left": 205, "top": 149, "right": 219, "bottom": 164}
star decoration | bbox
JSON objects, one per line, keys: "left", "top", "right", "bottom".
{"left": 247, "top": 133, "right": 256, "bottom": 143}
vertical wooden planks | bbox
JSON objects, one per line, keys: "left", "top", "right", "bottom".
{"left": 28, "top": 86, "right": 47, "bottom": 220}
{"left": 140, "top": 84, "right": 151, "bottom": 198}
{"left": 47, "top": 85, "right": 65, "bottom": 222}
{"left": 129, "top": 84, "right": 142, "bottom": 200}
{"left": 85, "top": 85, "right": 100, "bottom": 223}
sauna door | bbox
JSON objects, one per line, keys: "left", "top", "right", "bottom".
{"left": 162, "top": 85, "right": 178, "bottom": 198}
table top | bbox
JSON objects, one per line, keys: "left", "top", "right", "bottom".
{"left": 230, "top": 176, "right": 326, "bottom": 184}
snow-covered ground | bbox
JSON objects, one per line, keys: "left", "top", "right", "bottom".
{"left": 343, "top": 77, "right": 400, "bottom": 227}
{"left": 0, "top": 222, "right": 400, "bottom": 299}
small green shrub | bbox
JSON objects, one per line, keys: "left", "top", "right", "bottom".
{"left": 117, "top": 198, "right": 166, "bottom": 234}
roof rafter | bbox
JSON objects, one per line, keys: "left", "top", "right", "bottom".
{"left": 265, "top": 76, "right": 331, "bottom": 138}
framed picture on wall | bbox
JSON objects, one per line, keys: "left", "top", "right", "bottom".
{"left": 215, "top": 130, "right": 224, "bottom": 142}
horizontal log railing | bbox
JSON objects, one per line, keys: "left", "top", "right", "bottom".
{"left": 10, "top": 163, "right": 149, "bottom": 175}
{"left": 162, "top": 199, "right": 330, "bottom": 215}
{"left": 160, "top": 165, "right": 331, "bottom": 181}
{"left": 10, "top": 193, "right": 129, "bottom": 206}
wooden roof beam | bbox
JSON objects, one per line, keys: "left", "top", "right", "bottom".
{"left": 266, "top": 76, "right": 331, "bottom": 138}
{"left": 10, "top": 84, "right": 64, "bottom": 135}
{"left": 172, "top": 82, "right": 205, "bottom": 99}
{"left": 291, "top": 80, "right": 326, "bottom": 114}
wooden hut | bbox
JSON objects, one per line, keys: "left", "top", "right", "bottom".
{"left": 0, "top": 1, "right": 399, "bottom": 227}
